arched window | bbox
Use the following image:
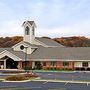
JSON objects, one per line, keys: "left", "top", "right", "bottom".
{"left": 32, "top": 27, "right": 34, "bottom": 35}
{"left": 25, "top": 26, "right": 30, "bottom": 35}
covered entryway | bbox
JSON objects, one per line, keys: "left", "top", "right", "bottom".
{"left": 0, "top": 50, "right": 22, "bottom": 69}
{"left": 6, "top": 58, "right": 18, "bottom": 69}
{"left": 0, "top": 56, "right": 18, "bottom": 69}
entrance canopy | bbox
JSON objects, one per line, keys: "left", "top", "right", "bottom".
{"left": 0, "top": 50, "right": 21, "bottom": 61}
{"left": 0, "top": 56, "right": 18, "bottom": 69}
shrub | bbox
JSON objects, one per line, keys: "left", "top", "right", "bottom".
{"left": 24, "top": 73, "right": 38, "bottom": 78}
{"left": 24, "top": 66, "right": 32, "bottom": 71}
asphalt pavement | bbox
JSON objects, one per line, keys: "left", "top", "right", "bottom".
{"left": 0, "top": 71, "right": 90, "bottom": 90}
{"left": 36, "top": 72, "right": 90, "bottom": 82}
{"left": 0, "top": 81, "right": 90, "bottom": 90}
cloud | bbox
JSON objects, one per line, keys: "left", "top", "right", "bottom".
{"left": 0, "top": 0, "right": 89, "bottom": 38}
{"left": 36, "top": 20, "right": 90, "bottom": 38}
{"left": 0, "top": 20, "right": 23, "bottom": 37}
{"left": 0, "top": 19, "right": 90, "bottom": 38}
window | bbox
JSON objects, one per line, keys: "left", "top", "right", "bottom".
{"left": 82, "top": 62, "right": 88, "bottom": 67}
{"left": 63, "top": 62, "right": 69, "bottom": 67}
{"left": 43, "top": 62, "right": 46, "bottom": 66}
{"left": 25, "top": 26, "right": 29, "bottom": 35}
{"left": 32, "top": 27, "right": 34, "bottom": 35}
{"left": 51, "top": 61, "right": 56, "bottom": 66}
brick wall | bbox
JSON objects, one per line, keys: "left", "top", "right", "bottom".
{"left": 22, "top": 61, "right": 32, "bottom": 69}
{"left": 42, "top": 61, "right": 74, "bottom": 70}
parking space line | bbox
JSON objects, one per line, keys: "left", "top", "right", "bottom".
{"left": 48, "top": 74, "right": 52, "bottom": 75}
{"left": 31, "top": 86, "right": 42, "bottom": 89}
{"left": 87, "top": 83, "right": 89, "bottom": 86}
{"left": 43, "top": 81, "right": 48, "bottom": 84}
{"left": 65, "top": 82, "right": 69, "bottom": 85}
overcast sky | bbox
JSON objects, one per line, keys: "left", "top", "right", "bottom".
{"left": 0, "top": 0, "right": 90, "bottom": 38}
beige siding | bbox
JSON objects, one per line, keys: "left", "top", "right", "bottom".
{"left": 88, "top": 62, "right": 90, "bottom": 67}
{"left": 13, "top": 43, "right": 31, "bottom": 54}
{"left": 23, "top": 26, "right": 35, "bottom": 44}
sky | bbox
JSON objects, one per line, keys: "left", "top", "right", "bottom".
{"left": 0, "top": 0, "right": 90, "bottom": 38}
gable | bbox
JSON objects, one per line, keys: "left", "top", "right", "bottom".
{"left": 12, "top": 41, "right": 37, "bottom": 54}
{"left": 22, "top": 21, "right": 36, "bottom": 28}
{"left": 0, "top": 50, "right": 21, "bottom": 61}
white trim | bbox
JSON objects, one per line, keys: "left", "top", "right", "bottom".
{"left": 0, "top": 50, "right": 21, "bottom": 61}
{"left": 12, "top": 41, "right": 37, "bottom": 48}
{"left": 31, "top": 59, "right": 90, "bottom": 61}
{"left": 12, "top": 41, "right": 28, "bottom": 48}
{"left": 22, "top": 21, "right": 36, "bottom": 28}
{"left": 22, "top": 21, "right": 32, "bottom": 27}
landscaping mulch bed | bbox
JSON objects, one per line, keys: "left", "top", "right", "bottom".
{"left": 5, "top": 73, "right": 38, "bottom": 81}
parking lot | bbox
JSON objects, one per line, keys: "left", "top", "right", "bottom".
{"left": 0, "top": 71, "right": 90, "bottom": 90}
{"left": 36, "top": 71, "right": 90, "bottom": 82}
{"left": 0, "top": 81, "right": 90, "bottom": 90}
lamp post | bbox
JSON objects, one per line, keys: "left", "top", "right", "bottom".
{"left": 20, "top": 45, "right": 28, "bottom": 73}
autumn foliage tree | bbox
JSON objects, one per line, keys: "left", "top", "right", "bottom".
{"left": 0, "top": 36, "right": 89, "bottom": 47}
{"left": 0, "top": 36, "right": 23, "bottom": 48}
{"left": 54, "top": 36, "right": 90, "bottom": 47}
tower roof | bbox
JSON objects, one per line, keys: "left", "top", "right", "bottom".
{"left": 22, "top": 21, "right": 36, "bottom": 27}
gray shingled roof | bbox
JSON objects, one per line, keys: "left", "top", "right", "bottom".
{"left": 35, "top": 37, "right": 64, "bottom": 47}
{"left": 30, "top": 47, "right": 90, "bottom": 60}
{"left": 0, "top": 48, "right": 31, "bottom": 60}
{"left": 0, "top": 47, "right": 90, "bottom": 61}
{"left": 27, "top": 21, "right": 34, "bottom": 26}
{"left": 23, "top": 21, "right": 34, "bottom": 26}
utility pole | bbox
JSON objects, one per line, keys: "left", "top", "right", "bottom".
{"left": 20, "top": 45, "right": 28, "bottom": 73}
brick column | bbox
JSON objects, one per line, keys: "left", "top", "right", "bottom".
{"left": 29, "top": 61, "right": 32, "bottom": 69}
{"left": 18, "top": 61, "right": 23, "bottom": 69}
{"left": 56, "top": 61, "right": 63, "bottom": 69}
{"left": 69, "top": 61, "right": 74, "bottom": 70}
{"left": 45, "top": 61, "right": 51, "bottom": 69}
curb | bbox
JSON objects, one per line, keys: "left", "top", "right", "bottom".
{"left": 32, "top": 79, "right": 90, "bottom": 84}
{"left": 2, "top": 77, "right": 40, "bottom": 83}
{"left": 3, "top": 79, "right": 31, "bottom": 82}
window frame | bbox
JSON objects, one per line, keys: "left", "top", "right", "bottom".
{"left": 25, "top": 26, "right": 30, "bottom": 35}
{"left": 32, "top": 27, "right": 34, "bottom": 35}
{"left": 63, "top": 62, "right": 69, "bottom": 67}
{"left": 43, "top": 62, "right": 46, "bottom": 66}
{"left": 51, "top": 61, "right": 56, "bottom": 66}
{"left": 82, "top": 62, "right": 88, "bottom": 67}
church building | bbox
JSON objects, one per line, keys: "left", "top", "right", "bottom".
{"left": 0, "top": 21, "right": 90, "bottom": 71}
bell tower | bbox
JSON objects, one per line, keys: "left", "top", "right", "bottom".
{"left": 22, "top": 21, "right": 36, "bottom": 44}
